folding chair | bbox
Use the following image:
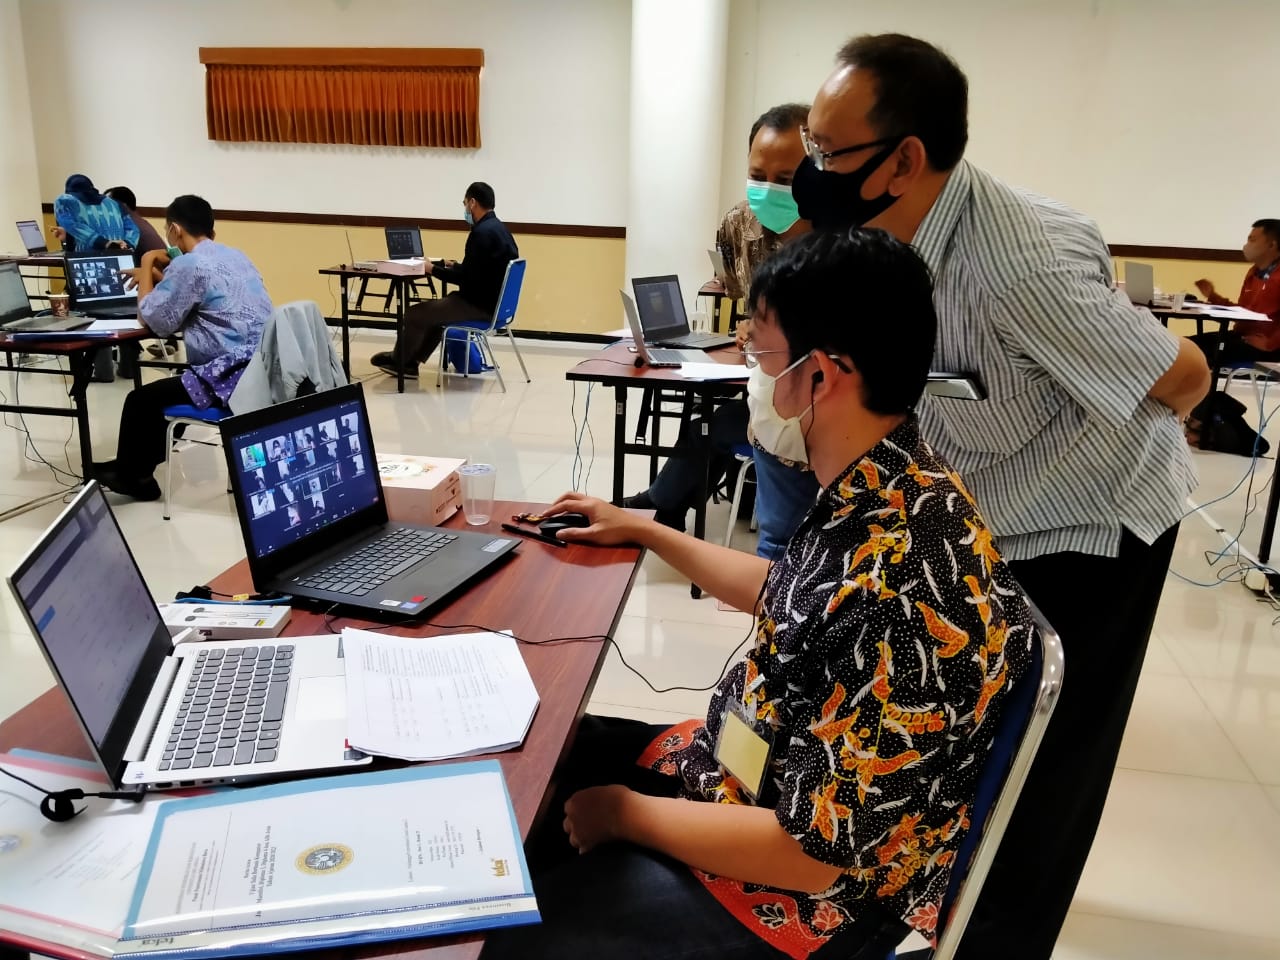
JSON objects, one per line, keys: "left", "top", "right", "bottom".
{"left": 436, "top": 259, "right": 531, "bottom": 391}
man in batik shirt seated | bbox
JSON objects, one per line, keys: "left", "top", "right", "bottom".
{"left": 482, "top": 229, "right": 1036, "bottom": 960}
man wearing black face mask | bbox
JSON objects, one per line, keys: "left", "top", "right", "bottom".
{"left": 796, "top": 33, "right": 1210, "bottom": 960}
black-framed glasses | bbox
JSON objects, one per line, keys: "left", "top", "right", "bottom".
{"left": 800, "top": 127, "right": 902, "bottom": 172}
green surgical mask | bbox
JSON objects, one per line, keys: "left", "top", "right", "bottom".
{"left": 745, "top": 180, "right": 800, "bottom": 235}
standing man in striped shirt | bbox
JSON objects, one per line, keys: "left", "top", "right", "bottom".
{"left": 795, "top": 34, "right": 1210, "bottom": 960}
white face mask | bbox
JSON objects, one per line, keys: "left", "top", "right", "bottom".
{"left": 747, "top": 355, "right": 813, "bottom": 464}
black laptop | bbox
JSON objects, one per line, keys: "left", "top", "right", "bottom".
{"left": 0, "top": 260, "right": 90, "bottom": 333}
{"left": 220, "top": 383, "right": 519, "bottom": 616}
{"left": 385, "top": 225, "right": 424, "bottom": 261}
{"left": 65, "top": 249, "right": 139, "bottom": 318}
{"left": 632, "top": 275, "right": 735, "bottom": 350}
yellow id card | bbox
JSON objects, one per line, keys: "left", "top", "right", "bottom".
{"left": 714, "top": 708, "right": 772, "bottom": 800}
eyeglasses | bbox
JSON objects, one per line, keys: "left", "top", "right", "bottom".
{"left": 800, "top": 126, "right": 902, "bottom": 172}
{"left": 741, "top": 347, "right": 792, "bottom": 369}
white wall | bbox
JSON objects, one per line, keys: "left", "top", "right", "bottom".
{"left": 721, "top": 0, "right": 1280, "bottom": 248}
{"left": 18, "top": 0, "right": 631, "bottom": 225}
{"left": 0, "top": 0, "right": 41, "bottom": 242}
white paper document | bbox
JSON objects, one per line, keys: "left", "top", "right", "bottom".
{"left": 678, "top": 361, "right": 747, "bottom": 380}
{"left": 0, "top": 752, "right": 170, "bottom": 956}
{"left": 1180, "top": 303, "right": 1271, "bottom": 322}
{"left": 342, "top": 628, "right": 540, "bottom": 761}
{"left": 86, "top": 318, "right": 144, "bottom": 332}
{"left": 123, "top": 763, "right": 535, "bottom": 944}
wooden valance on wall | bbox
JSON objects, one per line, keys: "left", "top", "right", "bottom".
{"left": 199, "top": 48, "right": 483, "bottom": 148}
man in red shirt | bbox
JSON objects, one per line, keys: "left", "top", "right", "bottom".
{"left": 1185, "top": 219, "right": 1280, "bottom": 449}
{"left": 1193, "top": 218, "right": 1280, "bottom": 361}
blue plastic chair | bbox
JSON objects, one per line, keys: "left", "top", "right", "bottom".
{"left": 913, "top": 600, "right": 1064, "bottom": 960}
{"left": 161, "top": 403, "right": 229, "bottom": 520}
{"left": 435, "top": 259, "right": 531, "bottom": 391}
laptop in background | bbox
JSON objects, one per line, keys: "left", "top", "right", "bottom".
{"left": 65, "top": 250, "right": 138, "bottom": 318}
{"left": 220, "top": 382, "right": 519, "bottom": 616}
{"left": 631, "top": 275, "right": 734, "bottom": 350}
{"left": 16, "top": 219, "right": 54, "bottom": 255}
{"left": 0, "top": 260, "right": 90, "bottom": 333}
{"left": 385, "top": 225, "right": 424, "bottom": 263}
{"left": 6, "top": 482, "right": 369, "bottom": 791}
{"left": 1123, "top": 261, "right": 1155, "bottom": 306}
{"left": 708, "top": 248, "right": 727, "bottom": 279}
{"left": 621, "top": 290, "right": 703, "bottom": 367}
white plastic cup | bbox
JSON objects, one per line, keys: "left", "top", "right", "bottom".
{"left": 1170, "top": 292, "right": 1187, "bottom": 311}
{"left": 49, "top": 292, "right": 70, "bottom": 317}
{"left": 458, "top": 463, "right": 496, "bottom": 525}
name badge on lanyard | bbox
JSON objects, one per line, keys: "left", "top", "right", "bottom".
{"left": 714, "top": 701, "right": 774, "bottom": 801}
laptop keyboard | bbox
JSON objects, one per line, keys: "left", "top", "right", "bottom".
{"left": 649, "top": 347, "right": 698, "bottom": 365}
{"left": 160, "top": 645, "right": 294, "bottom": 771}
{"left": 296, "top": 527, "right": 458, "bottom": 596}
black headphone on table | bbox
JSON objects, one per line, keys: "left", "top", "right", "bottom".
{"left": 1, "top": 763, "right": 145, "bottom": 822}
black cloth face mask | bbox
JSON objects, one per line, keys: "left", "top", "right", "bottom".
{"left": 792, "top": 136, "right": 905, "bottom": 230}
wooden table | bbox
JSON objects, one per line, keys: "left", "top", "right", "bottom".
{"left": 566, "top": 344, "right": 745, "bottom": 589}
{"left": 0, "top": 327, "right": 152, "bottom": 518}
{"left": 0, "top": 494, "right": 645, "bottom": 960}
{"left": 319, "top": 262, "right": 437, "bottom": 393}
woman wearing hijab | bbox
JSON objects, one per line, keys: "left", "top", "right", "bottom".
{"left": 53, "top": 175, "right": 142, "bottom": 382}
{"left": 53, "top": 175, "right": 139, "bottom": 252}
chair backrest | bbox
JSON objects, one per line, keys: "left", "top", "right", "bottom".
{"left": 929, "top": 599, "right": 1065, "bottom": 960}
{"left": 490, "top": 259, "right": 527, "bottom": 333}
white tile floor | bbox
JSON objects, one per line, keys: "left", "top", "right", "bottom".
{"left": 1, "top": 334, "right": 1278, "bottom": 958}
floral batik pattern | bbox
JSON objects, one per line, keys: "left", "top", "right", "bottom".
{"left": 639, "top": 416, "right": 1035, "bottom": 959}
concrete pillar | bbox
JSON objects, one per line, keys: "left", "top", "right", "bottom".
{"left": 626, "top": 0, "right": 729, "bottom": 317}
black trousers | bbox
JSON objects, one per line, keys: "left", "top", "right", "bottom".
{"left": 396, "top": 293, "right": 489, "bottom": 364}
{"left": 953, "top": 524, "right": 1179, "bottom": 960}
{"left": 113, "top": 375, "right": 192, "bottom": 478}
{"left": 482, "top": 716, "right": 903, "bottom": 960}
{"left": 1189, "top": 330, "right": 1280, "bottom": 368}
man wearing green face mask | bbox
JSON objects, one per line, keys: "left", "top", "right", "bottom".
{"left": 715, "top": 103, "right": 812, "bottom": 307}
{"left": 622, "top": 105, "right": 819, "bottom": 558}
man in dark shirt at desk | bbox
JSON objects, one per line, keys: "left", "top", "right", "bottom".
{"left": 372, "top": 181, "right": 518, "bottom": 379}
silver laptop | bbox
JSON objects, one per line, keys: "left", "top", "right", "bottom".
{"left": 1123, "top": 261, "right": 1155, "bottom": 306}
{"left": 621, "top": 290, "right": 704, "bottom": 367}
{"left": 7, "top": 483, "right": 371, "bottom": 791}
{"left": 708, "top": 248, "right": 727, "bottom": 279}
{"left": 0, "top": 260, "right": 91, "bottom": 333}
{"left": 16, "top": 219, "right": 54, "bottom": 255}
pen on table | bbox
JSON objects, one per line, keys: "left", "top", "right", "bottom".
{"left": 500, "top": 523, "right": 568, "bottom": 549}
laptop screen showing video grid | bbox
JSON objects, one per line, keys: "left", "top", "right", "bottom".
{"left": 234, "top": 401, "right": 378, "bottom": 558}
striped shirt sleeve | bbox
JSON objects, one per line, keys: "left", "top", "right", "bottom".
{"left": 992, "top": 262, "right": 1180, "bottom": 430}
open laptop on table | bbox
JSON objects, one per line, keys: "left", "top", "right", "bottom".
{"left": 221, "top": 382, "right": 519, "bottom": 616}
{"left": 16, "top": 218, "right": 58, "bottom": 256}
{"left": 385, "top": 225, "right": 425, "bottom": 263}
{"left": 632, "top": 274, "right": 735, "bottom": 350}
{"left": 621, "top": 290, "right": 704, "bottom": 367}
{"left": 7, "top": 482, "right": 370, "bottom": 791}
{"left": 0, "top": 260, "right": 90, "bottom": 333}
{"left": 65, "top": 249, "right": 139, "bottom": 318}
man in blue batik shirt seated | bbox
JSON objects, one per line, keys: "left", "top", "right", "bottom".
{"left": 95, "top": 195, "right": 271, "bottom": 501}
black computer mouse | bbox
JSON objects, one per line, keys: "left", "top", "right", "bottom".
{"left": 539, "top": 513, "right": 591, "bottom": 536}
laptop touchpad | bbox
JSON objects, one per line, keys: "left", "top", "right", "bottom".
{"left": 294, "top": 676, "right": 348, "bottom": 722}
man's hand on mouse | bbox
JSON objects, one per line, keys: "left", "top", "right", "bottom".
{"left": 545, "top": 493, "right": 645, "bottom": 546}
